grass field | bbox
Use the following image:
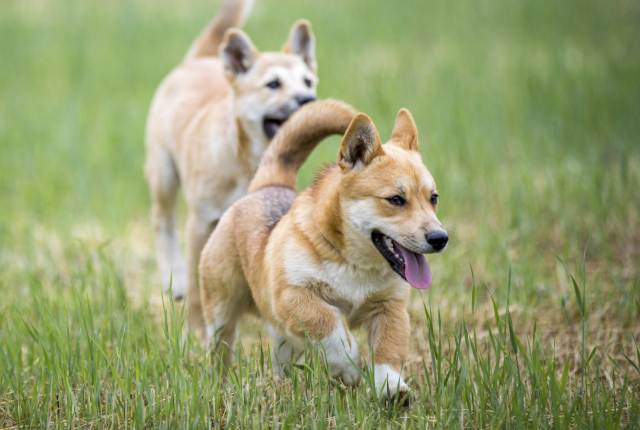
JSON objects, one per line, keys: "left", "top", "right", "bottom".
{"left": 1, "top": 0, "right": 640, "bottom": 427}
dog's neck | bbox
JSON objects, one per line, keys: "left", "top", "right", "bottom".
{"left": 231, "top": 97, "right": 270, "bottom": 174}
{"left": 310, "top": 171, "right": 346, "bottom": 260}
{"left": 234, "top": 119, "right": 255, "bottom": 176}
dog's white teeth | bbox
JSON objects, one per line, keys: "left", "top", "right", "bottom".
{"left": 384, "top": 236, "right": 394, "bottom": 251}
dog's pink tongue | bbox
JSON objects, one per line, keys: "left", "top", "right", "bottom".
{"left": 394, "top": 241, "right": 432, "bottom": 289}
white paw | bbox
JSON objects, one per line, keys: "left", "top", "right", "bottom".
{"left": 268, "top": 325, "right": 297, "bottom": 378}
{"left": 203, "top": 324, "right": 218, "bottom": 350}
{"left": 333, "top": 361, "right": 362, "bottom": 386}
{"left": 169, "top": 280, "right": 187, "bottom": 301}
{"left": 374, "top": 364, "right": 410, "bottom": 400}
{"left": 162, "top": 267, "right": 187, "bottom": 300}
{"left": 319, "top": 323, "right": 362, "bottom": 386}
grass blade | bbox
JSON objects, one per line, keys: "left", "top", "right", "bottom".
{"left": 552, "top": 251, "right": 584, "bottom": 317}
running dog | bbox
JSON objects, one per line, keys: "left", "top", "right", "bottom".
{"left": 198, "top": 100, "right": 449, "bottom": 401}
{"left": 144, "top": 0, "right": 318, "bottom": 329}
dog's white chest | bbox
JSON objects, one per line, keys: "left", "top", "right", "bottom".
{"left": 321, "top": 262, "right": 397, "bottom": 307}
{"left": 285, "top": 251, "right": 404, "bottom": 310}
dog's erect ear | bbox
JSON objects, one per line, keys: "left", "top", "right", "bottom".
{"left": 282, "top": 20, "right": 317, "bottom": 73}
{"left": 389, "top": 109, "right": 419, "bottom": 152}
{"left": 338, "top": 114, "right": 384, "bottom": 172}
{"left": 220, "top": 29, "right": 258, "bottom": 77}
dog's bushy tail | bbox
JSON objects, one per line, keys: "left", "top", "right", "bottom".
{"left": 249, "top": 100, "right": 356, "bottom": 193}
{"left": 184, "top": 0, "right": 255, "bottom": 60}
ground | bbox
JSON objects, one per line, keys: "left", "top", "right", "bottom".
{"left": 0, "top": 0, "right": 639, "bottom": 428}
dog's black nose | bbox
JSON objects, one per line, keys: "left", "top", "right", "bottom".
{"left": 296, "top": 95, "right": 316, "bottom": 106}
{"left": 426, "top": 231, "right": 448, "bottom": 251}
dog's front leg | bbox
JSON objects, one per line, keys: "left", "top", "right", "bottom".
{"left": 316, "top": 315, "right": 361, "bottom": 386}
{"left": 366, "top": 300, "right": 411, "bottom": 401}
{"left": 277, "top": 288, "right": 362, "bottom": 386}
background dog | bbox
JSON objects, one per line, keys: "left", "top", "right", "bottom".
{"left": 144, "top": 0, "right": 318, "bottom": 329}
{"left": 198, "top": 100, "right": 448, "bottom": 401}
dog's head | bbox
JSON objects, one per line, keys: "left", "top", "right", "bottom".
{"left": 337, "top": 109, "right": 448, "bottom": 289}
{"left": 220, "top": 20, "right": 318, "bottom": 144}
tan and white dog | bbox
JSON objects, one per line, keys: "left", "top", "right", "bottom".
{"left": 198, "top": 100, "right": 449, "bottom": 400}
{"left": 144, "top": 0, "right": 319, "bottom": 328}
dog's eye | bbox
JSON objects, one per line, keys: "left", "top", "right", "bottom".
{"left": 266, "top": 80, "right": 281, "bottom": 89}
{"left": 430, "top": 194, "right": 439, "bottom": 205}
{"left": 387, "top": 195, "right": 406, "bottom": 206}
{"left": 304, "top": 78, "right": 312, "bottom": 88}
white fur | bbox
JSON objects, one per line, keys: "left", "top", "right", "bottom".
{"left": 238, "top": 0, "right": 256, "bottom": 26}
{"left": 155, "top": 215, "right": 188, "bottom": 297}
{"left": 268, "top": 318, "right": 361, "bottom": 385}
{"left": 316, "top": 320, "right": 361, "bottom": 386}
{"left": 345, "top": 199, "right": 383, "bottom": 242}
{"left": 374, "top": 364, "right": 409, "bottom": 398}
{"left": 268, "top": 325, "right": 298, "bottom": 378}
{"left": 284, "top": 245, "right": 406, "bottom": 310}
{"left": 423, "top": 174, "right": 435, "bottom": 191}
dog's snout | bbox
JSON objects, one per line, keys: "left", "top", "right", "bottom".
{"left": 296, "top": 95, "right": 316, "bottom": 106}
{"left": 426, "top": 231, "right": 448, "bottom": 251}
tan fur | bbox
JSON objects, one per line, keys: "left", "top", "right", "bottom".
{"left": 185, "top": 0, "right": 255, "bottom": 60}
{"left": 144, "top": 0, "right": 319, "bottom": 329}
{"left": 199, "top": 101, "right": 448, "bottom": 400}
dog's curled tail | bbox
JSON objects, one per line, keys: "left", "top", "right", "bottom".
{"left": 184, "top": 0, "right": 255, "bottom": 60}
{"left": 249, "top": 100, "right": 356, "bottom": 193}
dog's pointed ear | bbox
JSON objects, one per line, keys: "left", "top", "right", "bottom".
{"left": 220, "top": 29, "right": 258, "bottom": 78}
{"left": 338, "top": 114, "right": 384, "bottom": 172}
{"left": 282, "top": 20, "right": 317, "bottom": 73}
{"left": 389, "top": 109, "right": 419, "bottom": 152}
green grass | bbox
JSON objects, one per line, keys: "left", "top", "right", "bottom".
{"left": 1, "top": 0, "right": 639, "bottom": 427}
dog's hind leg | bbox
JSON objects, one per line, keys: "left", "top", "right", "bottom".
{"left": 145, "top": 146, "right": 187, "bottom": 299}
{"left": 202, "top": 293, "right": 248, "bottom": 367}
{"left": 186, "top": 213, "right": 218, "bottom": 332}
{"left": 199, "top": 213, "right": 250, "bottom": 364}
{"left": 267, "top": 326, "right": 303, "bottom": 379}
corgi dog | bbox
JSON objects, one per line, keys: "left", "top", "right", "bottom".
{"left": 144, "top": 0, "right": 318, "bottom": 329}
{"left": 198, "top": 100, "right": 448, "bottom": 401}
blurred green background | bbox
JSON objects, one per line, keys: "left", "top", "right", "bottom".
{"left": 1, "top": 0, "right": 639, "bottom": 323}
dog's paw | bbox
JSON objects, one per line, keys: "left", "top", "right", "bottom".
{"left": 374, "top": 364, "right": 410, "bottom": 404}
{"left": 170, "top": 284, "right": 187, "bottom": 301}
{"left": 160, "top": 264, "right": 187, "bottom": 300}
{"left": 382, "top": 386, "right": 411, "bottom": 408}
{"left": 164, "top": 276, "right": 187, "bottom": 300}
{"left": 319, "top": 323, "right": 362, "bottom": 386}
{"left": 333, "top": 363, "right": 362, "bottom": 387}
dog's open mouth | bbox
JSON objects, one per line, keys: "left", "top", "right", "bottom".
{"left": 263, "top": 117, "right": 288, "bottom": 139}
{"left": 372, "top": 231, "right": 432, "bottom": 289}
